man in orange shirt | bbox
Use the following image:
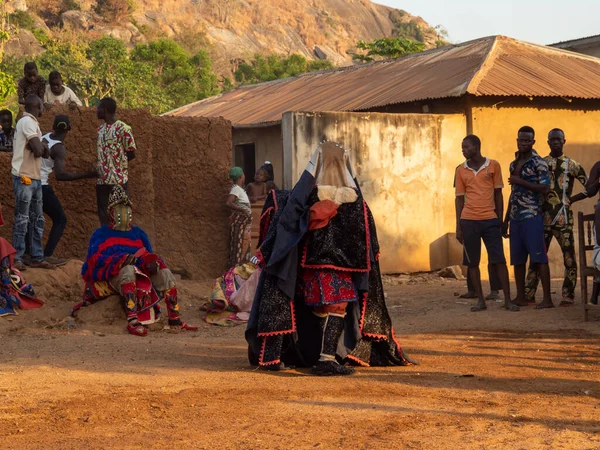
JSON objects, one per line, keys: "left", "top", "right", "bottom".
{"left": 455, "top": 135, "right": 520, "bottom": 313}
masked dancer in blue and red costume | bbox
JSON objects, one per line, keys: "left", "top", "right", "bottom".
{"left": 246, "top": 141, "right": 417, "bottom": 376}
{"left": 73, "top": 185, "right": 197, "bottom": 336}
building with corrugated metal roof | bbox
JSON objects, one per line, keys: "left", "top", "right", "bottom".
{"left": 551, "top": 34, "right": 600, "bottom": 58}
{"left": 167, "top": 35, "right": 600, "bottom": 274}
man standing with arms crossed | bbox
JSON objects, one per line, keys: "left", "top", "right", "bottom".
{"left": 11, "top": 95, "right": 55, "bottom": 270}
{"left": 95, "top": 97, "right": 136, "bottom": 225}
{"left": 525, "top": 129, "right": 588, "bottom": 306}
{"left": 504, "top": 126, "right": 552, "bottom": 309}
{"left": 455, "top": 135, "right": 519, "bottom": 312}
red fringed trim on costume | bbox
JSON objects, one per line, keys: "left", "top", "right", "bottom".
{"left": 259, "top": 206, "right": 275, "bottom": 223}
{"left": 391, "top": 328, "right": 410, "bottom": 364}
{"left": 258, "top": 206, "right": 275, "bottom": 248}
{"left": 300, "top": 242, "right": 370, "bottom": 273}
{"left": 347, "top": 354, "right": 370, "bottom": 367}
{"left": 359, "top": 291, "right": 367, "bottom": 332}
{"left": 256, "top": 300, "right": 297, "bottom": 337}
{"left": 258, "top": 336, "right": 281, "bottom": 366}
{"left": 300, "top": 200, "right": 372, "bottom": 273}
{"left": 358, "top": 291, "right": 389, "bottom": 341}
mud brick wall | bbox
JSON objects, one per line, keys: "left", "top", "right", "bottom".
{"left": 0, "top": 107, "right": 232, "bottom": 279}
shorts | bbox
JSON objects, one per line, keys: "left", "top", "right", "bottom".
{"left": 509, "top": 215, "right": 548, "bottom": 266}
{"left": 460, "top": 218, "right": 506, "bottom": 267}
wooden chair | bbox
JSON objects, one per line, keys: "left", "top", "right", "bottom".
{"left": 577, "top": 211, "right": 599, "bottom": 321}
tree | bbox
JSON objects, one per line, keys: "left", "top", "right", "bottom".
{"left": 87, "top": 36, "right": 134, "bottom": 102}
{"left": 131, "top": 38, "right": 219, "bottom": 110}
{"left": 234, "top": 53, "right": 333, "bottom": 85}
{"left": 353, "top": 37, "right": 425, "bottom": 63}
{"left": 0, "top": 1, "right": 15, "bottom": 108}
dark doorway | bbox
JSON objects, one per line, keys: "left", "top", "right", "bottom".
{"left": 234, "top": 143, "right": 256, "bottom": 183}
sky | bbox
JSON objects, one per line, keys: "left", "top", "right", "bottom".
{"left": 377, "top": 0, "right": 600, "bottom": 45}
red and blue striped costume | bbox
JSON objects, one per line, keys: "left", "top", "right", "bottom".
{"left": 81, "top": 225, "right": 166, "bottom": 283}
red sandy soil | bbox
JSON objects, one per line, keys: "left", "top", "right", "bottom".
{"left": 1, "top": 263, "right": 599, "bottom": 449}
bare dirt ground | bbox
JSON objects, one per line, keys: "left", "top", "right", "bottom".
{"left": 1, "top": 263, "right": 600, "bottom": 449}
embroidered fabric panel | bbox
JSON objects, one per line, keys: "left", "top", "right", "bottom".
{"left": 300, "top": 269, "right": 358, "bottom": 306}
{"left": 302, "top": 189, "right": 369, "bottom": 271}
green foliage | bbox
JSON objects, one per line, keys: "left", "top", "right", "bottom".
{"left": 8, "top": 10, "right": 49, "bottom": 44}
{"left": 221, "top": 77, "right": 234, "bottom": 92}
{"left": 234, "top": 53, "right": 333, "bottom": 85}
{"left": 8, "top": 11, "right": 35, "bottom": 29}
{"left": 131, "top": 39, "right": 218, "bottom": 109}
{"left": 131, "top": 18, "right": 149, "bottom": 35}
{"left": 353, "top": 37, "right": 425, "bottom": 63}
{"left": 95, "top": 0, "right": 134, "bottom": 21}
{"left": 63, "top": 0, "right": 82, "bottom": 11}
{"left": 0, "top": 71, "right": 15, "bottom": 105}
{"left": 392, "top": 20, "right": 425, "bottom": 43}
{"left": 308, "top": 60, "right": 333, "bottom": 72}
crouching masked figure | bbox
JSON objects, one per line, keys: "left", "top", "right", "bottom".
{"left": 73, "top": 185, "right": 197, "bottom": 336}
{"left": 246, "top": 141, "right": 418, "bottom": 376}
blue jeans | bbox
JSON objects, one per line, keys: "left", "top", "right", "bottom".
{"left": 12, "top": 176, "right": 44, "bottom": 262}
{"left": 25, "top": 185, "right": 67, "bottom": 257}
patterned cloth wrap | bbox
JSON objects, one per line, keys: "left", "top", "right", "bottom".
{"left": 72, "top": 225, "right": 167, "bottom": 323}
{"left": 0, "top": 241, "right": 44, "bottom": 316}
{"left": 204, "top": 263, "right": 259, "bottom": 326}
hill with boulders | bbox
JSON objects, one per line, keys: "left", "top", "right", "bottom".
{"left": 5, "top": 0, "right": 445, "bottom": 75}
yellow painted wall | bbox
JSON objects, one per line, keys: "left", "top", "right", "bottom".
{"left": 471, "top": 106, "right": 600, "bottom": 280}
{"left": 283, "top": 111, "right": 467, "bottom": 273}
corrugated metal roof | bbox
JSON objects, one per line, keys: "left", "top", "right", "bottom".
{"left": 550, "top": 34, "right": 600, "bottom": 47}
{"left": 166, "top": 35, "right": 600, "bottom": 126}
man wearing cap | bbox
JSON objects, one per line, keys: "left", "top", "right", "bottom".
{"left": 34, "top": 114, "right": 97, "bottom": 266}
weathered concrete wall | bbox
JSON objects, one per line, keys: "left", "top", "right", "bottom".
{"left": 233, "top": 125, "right": 283, "bottom": 187}
{"left": 283, "top": 111, "right": 467, "bottom": 273}
{"left": 472, "top": 106, "right": 600, "bottom": 280}
{"left": 0, "top": 107, "right": 232, "bottom": 279}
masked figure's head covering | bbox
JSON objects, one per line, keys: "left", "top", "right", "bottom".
{"left": 307, "top": 141, "right": 357, "bottom": 189}
{"left": 108, "top": 185, "right": 133, "bottom": 231}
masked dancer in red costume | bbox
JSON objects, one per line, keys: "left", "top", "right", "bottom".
{"left": 73, "top": 186, "right": 197, "bottom": 336}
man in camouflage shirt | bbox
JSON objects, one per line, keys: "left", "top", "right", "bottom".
{"left": 525, "top": 129, "right": 588, "bottom": 306}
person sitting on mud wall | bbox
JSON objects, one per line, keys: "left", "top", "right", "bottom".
{"left": 73, "top": 186, "right": 197, "bottom": 336}
{"left": 44, "top": 71, "right": 83, "bottom": 107}
{"left": 17, "top": 62, "right": 46, "bottom": 106}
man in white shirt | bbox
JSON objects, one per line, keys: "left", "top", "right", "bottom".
{"left": 11, "top": 95, "right": 55, "bottom": 270}
{"left": 44, "top": 71, "right": 83, "bottom": 107}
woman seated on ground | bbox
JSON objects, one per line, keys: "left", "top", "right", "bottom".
{"left": 246, "top": 162, "right": 278, "bottom": 203}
